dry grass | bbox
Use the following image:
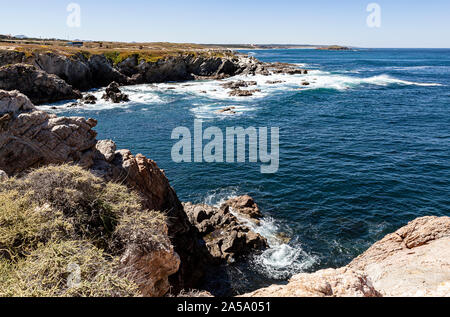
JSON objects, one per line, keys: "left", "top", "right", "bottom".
{"left": 0, "top": 40, "right": 234, "bottom": 64}
{"left": 0, "top": 241, "right": 140, "bottom": 297}
{"left": 0, "top": 164, "right": 169, "bottom": 297}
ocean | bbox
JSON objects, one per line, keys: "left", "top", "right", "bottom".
{"left": 44, "top": 48, "right": 450, "bottom": 293}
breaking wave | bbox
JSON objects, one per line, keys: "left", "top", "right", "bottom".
{"left": 202, "top": 188, "right": 318, "bottom": 280}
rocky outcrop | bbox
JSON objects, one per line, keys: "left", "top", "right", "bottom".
{"left": 0, "top": 90, "right": 96, "bottom": 174}
{"left": 102, "top": 82, "right": 129, "bottom": 103}
{"left": 0, "top": 64, "right": 82, "bottom": 104}
{"left": 0, "top": 49, "right": 309, "bottom": 104}
{"left": 183, "top": 202, "right": 268, "bottom": 263}
{"left": 0, "top": 89, "right": 206, "bottom": 292}
{"left": 32, "top": 52, "right": 94, "bottom": 90}
{"left": 242, "top": 268, "right": 380, "bottom": 297}
{"left": 243, "top": 216, "right": 450, "bottom": 297}
{"left": 119, "top": 225, "right": 181, "bottom": 297}
{"left": 229, "top": 89, "right": 261, "bottom": 97}
{"left": 221, "top": 195, "right": 263, "bottom": 221}
{"left": 80, "top": 93, "right": 97, "bottom": 104}
{"left": 348, "top": 216, "right": 450, "bottom": 297}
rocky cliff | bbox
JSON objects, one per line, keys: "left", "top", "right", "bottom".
{"left": 0, "top": 48, "right": 307, "bottom": 104}
{"left": 242, "top": 216, "right": 450, "bottom": 297}
{"left": 0, "top": 89, "right": 266, "bottom": 295}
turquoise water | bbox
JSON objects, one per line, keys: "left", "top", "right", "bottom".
{"left": 46, "top": 49, "right": 450, "bottom": 290}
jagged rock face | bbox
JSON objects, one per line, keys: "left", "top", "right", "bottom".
{"left": 88, "top": 55, "right": 129, "bottom": 87}
{"left": 348, "top": 216, "right": 450, "bottom": 297}
{"left": 0, "top": 50, "right": 26, "bottom": 67}
{"left": 183, "top": 202, "right": 268, "bottom": 263}
{"left": 243, "top": 216, "right": 450, "bottom": 297}
{"left": 93, "top": 150, "right": 208, "bottom": 290}
{"left": 0, "top": 90, "right": 97, "bottom": 174}
{"left": 32, "top": 52, "right": 93, "bottom": 90}
{"left": 0, "top": 64, "right": 82, "bottom": 104}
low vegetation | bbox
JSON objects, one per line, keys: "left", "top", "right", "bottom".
{"left": 0, "top": 164, "right": 168, "bottom": 297}
{"left": 0, "top": 38, "right": 234, "bottom": 64}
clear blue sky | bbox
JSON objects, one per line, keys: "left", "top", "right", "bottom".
{"left": 1, "top": 0, "right": 449, "bottom": 48}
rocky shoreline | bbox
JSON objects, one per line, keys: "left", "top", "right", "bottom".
{"left": 0, "top": 49, "right": 308, "bottom": 105}
{"left": 1, "top": 89, "right": 449, "bottom": 297}
{"left": 0, "top": 48, "right": 448, "bottom": 298}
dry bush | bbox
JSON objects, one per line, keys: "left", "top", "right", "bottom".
{"left": 113, "top": 210, "right": 169, "bottom": 254}
{"left": 0, "top": 190, "right": 72, "bottom": 260}
{"left": 0, "top": 164, "right": 170, "bottom": 297}
{"left": 0, "top": 241, "right": 140, "bottom": 297}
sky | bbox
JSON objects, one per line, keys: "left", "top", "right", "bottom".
{"left": 1, "top": 0, "right": 449, "bottom": 48}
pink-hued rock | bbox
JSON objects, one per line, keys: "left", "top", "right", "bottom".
{"left": 221, "top": 195, "right": 263, "bottom": 220}
{"left": 348, "top": 216, "right": 450, "bottom": 297}
{"left": 243, "top": 216, "right": 450, "bottom": 297}
{"left": 242, "top": 268, "right": 380, "bottom": 297}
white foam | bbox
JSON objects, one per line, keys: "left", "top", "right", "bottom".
{"left": 38, "top": 84, "right": 164, "bottom": 113}
{"left": 203, "top": 189, "right": 318, "bottom": 280}
{"left": 40, "top": 71, "right": 442, "bottom": 116}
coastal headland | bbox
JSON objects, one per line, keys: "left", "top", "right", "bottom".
{"left": 0, "top": 37, "right": 448, "bottom": 297}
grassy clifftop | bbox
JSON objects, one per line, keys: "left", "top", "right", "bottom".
{"left": 0, "top": 39, "right": 235, "bottom": 64}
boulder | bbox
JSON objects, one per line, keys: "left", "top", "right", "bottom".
{"left": 95, "top": 139, "right": 116, "bottom": 162}
{"left": 183, "top": 202, "right": 268, "bottom": 263}
{"left": 221, "top": 195, "right": 263, "bottom": 220}
{"left": 80, "top": 93, "right": 97, "bottom": 104}
{"left": 0, "top": 64, "right": 82, "bottom": 104}
{"left": 119, "top": 221, "right": 181, "bottom": 297}
{"left": 102, "top": 82, "right": 130, "bottom": 103}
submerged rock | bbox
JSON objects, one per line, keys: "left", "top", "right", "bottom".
{"left": 229, "top": 88, "right": 261, "bottom": 97}
{"left": 217, "top": 107, "right": 236, "bottom": 114}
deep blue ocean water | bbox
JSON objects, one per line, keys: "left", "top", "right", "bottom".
{"left": 47, "top": 48, "right": 450, "bottom": 292}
